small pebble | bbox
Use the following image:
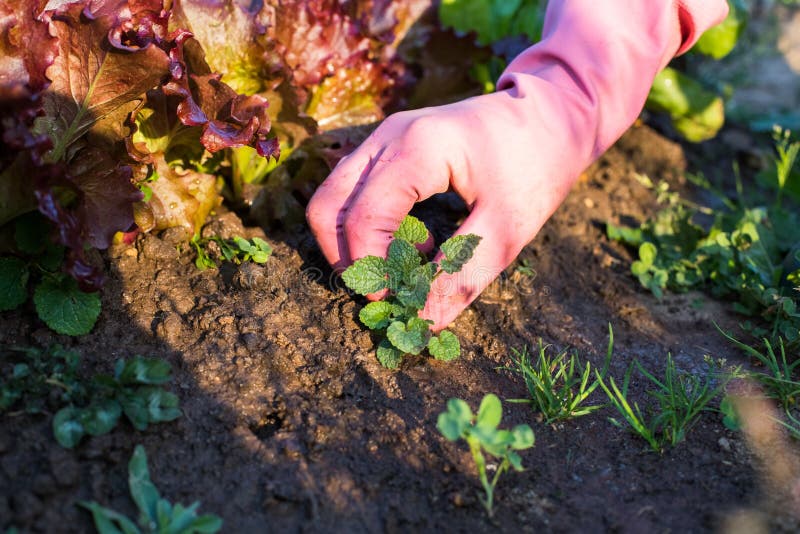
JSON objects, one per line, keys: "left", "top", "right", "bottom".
{"left": 718, "top": 437, "right": 731, "bottom": 452}
{"left": 584, "top": 197, "right": 595, "bottom": 209}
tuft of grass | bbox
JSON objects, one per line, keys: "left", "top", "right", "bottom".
{"left": 597, "top": 354, "right": 734, "bottom": 452}
{"left": 502, "top": 326, "right": 613, "bottom": 423}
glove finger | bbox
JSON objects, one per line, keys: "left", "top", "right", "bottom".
{"left": 305, "top": 151, "right": 375, "bottom": 270}
{"left": 422, "top": 202, "right": 528, "bottom": 331}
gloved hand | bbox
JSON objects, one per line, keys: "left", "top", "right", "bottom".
{"left": 306, "top": 0, "right": 728, "bottom": 331}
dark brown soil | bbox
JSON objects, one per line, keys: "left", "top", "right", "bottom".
{"left": 2, "top": 124, "right": 798, "bottom": 533}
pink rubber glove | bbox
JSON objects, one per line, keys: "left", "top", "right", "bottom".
{"left": 306, "top": 0, "right": 728, "bottom": 331}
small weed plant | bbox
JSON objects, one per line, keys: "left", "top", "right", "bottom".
{"left": 502, "top": 327, "right": 613, "bottom": 423}
{"left": 597, "top": 355, "right": 734, "bottom": 452}
{"left": 0, "top": 347, "right": 180, "bottom": 448}
{"left": 192, "top": 234, "right": 272, "bottom": 270}
{"left": 437, "top": 394, "right": 534, "bottom": 517}
{"left": 80, "top": 445, "right": 222, "bottom": 534}
{"left": 0, "top": 213, "right": 100, "bottom": 336}
{"left": 607, "top": 130, "right": 800, "bottom": 348}
{"left": 342, "top": 216, "right": 480, "bottom": 368}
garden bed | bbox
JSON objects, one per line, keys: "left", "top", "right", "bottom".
{"left": 3, "top": 124, "right": 797, "bottom": 532}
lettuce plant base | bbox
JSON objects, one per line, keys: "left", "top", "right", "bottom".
{"left": 0, "top": 126, "right": 797, "bottom": 532}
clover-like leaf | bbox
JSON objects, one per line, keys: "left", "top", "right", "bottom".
{"left": 510, "top": 424, "right": 536, "bottom": 450}
{"left": 439, "top": 234, "right": 481, "bottom": 274}
{"left": 140, "top": 387, "right": 181, "bottom": 423}
{"left": 428, "top": 330, "right": 461, "bottom": 362}
{"left": 116, "top": 357, "right": 172, "bottom": 385}
{"left": 437, "top": 398, "right": 474, "bottom": 441}
{"left": 53, "top": 406, "right": 85, "bottom": 448}
{"left": 476, "top": 393, "right": 503, "bottom": 432}
{"left": 359, "top": 301, "right": 394, "bottom": 330}
{"left": 376, "top": 339, "right": 403, "bottom": 369}
{"left": 342, "top": 256, "right": 388, "bottom": 295}
{"left": 394, "top": 215, "right": 429, "bottom": 244}
{"left": 386, "top": 317, "right": 431, "bottom": 355}
{"left": 80, "top": 399, "right": 123, "bottom": 436}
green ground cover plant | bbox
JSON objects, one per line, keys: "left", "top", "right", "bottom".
{"left": 0, "top": 213, "right": 100, "bottom": 336}
{"left": 608, "top": 129, "right": 800, "bottom": 347}
{"left": 342, "top": 216, "right": 480, "bottom": 369}
{"left": 191, "top": 235, "right": 273, "bottom": 271}
{"left": 597, "top": 355, "right": 735, "bottom": 452}
{"left": 80, "top": 445, "right": 222, "bottom": 534}
{"left": 0, "top": 347, "right": 180, "bottom": 448}
{"left": 502, "top": 326, "right": 613, "bottom": 423}
{"left": 437, "top": 394, "right": 535, "bottom": 517}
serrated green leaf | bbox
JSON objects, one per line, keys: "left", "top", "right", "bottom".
{"left": 359, "top": 301, "right": 394, "bottom": 330}
{"left": 376, "top": 339, "right": 403, "bottom": 369}
{"left": 386, "top": 317, "right": 431, "bottom": 355}
{"left": 342, "top": 256, "right": 388, "bottom": 295}
{"left": 53, "top": 406, "right": 85, "bottom": 448}
{"left": 33, "top": 275, "right": 101, "bottom": 336}
{"left": 387, "top": 238, "right": 422, "bottom": 291}
{"left": 80, "top": 399, "right": 122, "bottom": 436}
{"left": 395, "top": 265, "right": 432, "bottom": 309}
{"left": 428, "top": 330, "right": 461, "bottom": 361}
{"left": 439, "top": 234, "right": 481, "bottom": 274}
{"left": 393, "top": 215, "right": 429, "bottom": 244}
{"left": 0, "top": 257, "right": 29, "bottom": 312}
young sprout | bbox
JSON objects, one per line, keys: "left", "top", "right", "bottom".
{"left": 342, "top": 215, "right": 481, "bottom": 369}
{"left": 437, "top": 394, "right": 534, "bottom": 517}
{"left": 503, "top": 326, "right": 613, "bottom": 423}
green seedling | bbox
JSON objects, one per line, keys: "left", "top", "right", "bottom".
{"left": 515, "top": 258, "right": 536, "bottom": 277}
{"left": 597, "top": 355, "right": 733, "bottom": 452}
{"left": 192, "top": 234, "right": 272, "bottom": 270}
{"left": 53, "top": 356, "right": 181, "bottom": 448}
{"left": 503, "top": 326, "right": 613, "bottom": 423}
{"left": 607, "top": 141, "right": 800, "bottom": 350}
{"left": 79, "top": 445, "right": 223, "bottom": 534}
{"left": 718, "top": 329, "right": 800, "bottom": 414}
{"left": 0, "top": 213, "right": 100, "bottom": 336}
{"left": 437, "top": 394, "right": 534, "bottom": 517}
{"left": 0, "top": 347, "right": 181, "bottom": 448}
{"left": 342, "top": 215, "right": 481, "bottom": 369}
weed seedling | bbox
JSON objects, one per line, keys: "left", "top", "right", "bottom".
{"left": 0, "top": 347, "right": 181, "bottom": 448}
{"left": 597, "top": 355, "right": 733, "bottom": 452}
{"left": 0, "top": 212, "right": 100, "bottom": 336}
{"left": 79, "top": 445, "right": 223, "bottom": 533}
{"left": 342, "top": 216, "right": 481, "bottom": 368}
{"left": 437, "top": 394, "right": 534, "bottom": 517}
{"left": 718, "top": 328, "right": 800, "bottom": 414}
{"left": 192, "top": 234, "right": 272, "bottom": 270}
{"left": 503, "top": 326, "right": 613, "bottom": 423}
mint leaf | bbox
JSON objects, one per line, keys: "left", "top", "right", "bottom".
{"left": 428, "top": 330, "right": 461, "bottom": 361}
{"left": 440, "top": 234, "right": 481, "bottom": 274}
{"left": 33, "top": 275, "right": 101, "bottom": 336}
{"left": 376, "top": 339, "right": 403, "bottom": 369}
{"left": 386, "top": 317, "right": 431, "bottom": 355}
{"left": 0, "top": 257, "right": 29, "bottom": 311}
{"left": 396, "top": 264, "right": 434, "bottom": 309}
{"left": 394, "top": 215, "right": 429, "bottom": 244}
{"left": 387, "top": 238, "right": 422, "bottom": 290}
{"left": 359, "top": 301, "right": 394, "bottom": 330}
{"left": 342, "top": 256, "right": 388, "bottom": 295}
